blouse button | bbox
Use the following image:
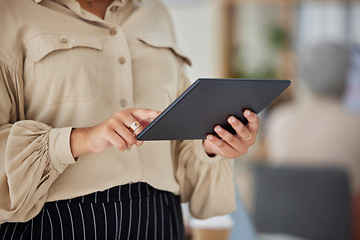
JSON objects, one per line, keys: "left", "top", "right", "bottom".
{"left": 110, "top": 5, "right": 119, "bottom": 12}
{"left": 120, "top": 99, "right": 128, "bottom": 108}
{"left": 118, "top": 57, "right": 126, "bottom": 65}
{"left": 110, "top": 28, "right": 117, "bottom": 36}
{"left": 60, "top": 38, "right": 68, "bottom": 44}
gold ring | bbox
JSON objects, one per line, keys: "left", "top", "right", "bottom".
{"left": 242, "top": 133, "right": 252, "bottom": 141}
{"left": 129, "top": 121, "right": 141, "bottom": 132}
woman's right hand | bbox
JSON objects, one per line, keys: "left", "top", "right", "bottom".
{"left": 70, "top": 108, "right": 160, "bottom": 158}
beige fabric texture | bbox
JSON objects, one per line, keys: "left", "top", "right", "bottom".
{"left": 0, "top": 0, "right": 235, "bottom": 223}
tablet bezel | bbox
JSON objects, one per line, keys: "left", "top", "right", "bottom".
{"left": 137, "top": 78, "right": 291, "bottom": 141}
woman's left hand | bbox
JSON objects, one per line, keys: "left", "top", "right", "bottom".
{"left": 203, "top": 110, "right": 259, "bottom": 159}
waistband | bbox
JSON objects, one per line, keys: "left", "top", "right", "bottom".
{"left": 53, "top": 182, "right": 160, "bottom": 204}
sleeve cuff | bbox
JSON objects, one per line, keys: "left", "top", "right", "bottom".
{"left": 192, "top": 140, "right": 224, "bottom": 163}
{"left": 49, "top": 127, "right": 76, "bottom": 173}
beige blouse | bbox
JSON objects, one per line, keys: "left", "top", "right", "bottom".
{"left": 0, "top": 0, "right": 235, "bottom": 223}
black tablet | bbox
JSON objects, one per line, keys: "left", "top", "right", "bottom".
{"left": 137, "top": 78, "right": 291, "bottom": 141}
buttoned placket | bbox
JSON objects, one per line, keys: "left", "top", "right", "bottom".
{"left": 100, "top": 1, "right": 136, "bottom": 110}
{"left": 102, "top": 1, "right": 133, "bottom": 110}
{"left": 111, "top": 29, "right": 133, "bottom": 110}
{"left": 57, "top": 0, "right": 135, "bottom": 110}
{"left": 102, "top": 1, "right": 142, "bottom": 182}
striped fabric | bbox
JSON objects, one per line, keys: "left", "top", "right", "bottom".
{"left": 0, "top": 182, "right": 184, "bottom": 240}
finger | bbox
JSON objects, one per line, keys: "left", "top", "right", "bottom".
{"left": 128, "top": 120, "right": 143, "bottom": 136}
{"left": 205, "top": 134, "right": 241, "bottom": 158}
{"left": 112, "top": 124, "right": 137, "bottom": 148}
{"left": 227, "top": 116, "right": 251, "bottom": 141}
{"left": 113, "top": 111, "right": 145, "bottom": 136}
{"left": 244, "top": 110, "right": 260, "bottom": 134}
{"left": 139, "top": 119, "right": 153, "bottom": 128}
{"left": 126, "top": 108, "right": 161, "bottom": 136}
{"left": 129, "top": 108, "right": 161, "bottom": 122}
{"left": 105, "top": 128, "right": 128, "bottom": 151}
{"left": 214, "top": 125, "right": 244, "bottom": 152}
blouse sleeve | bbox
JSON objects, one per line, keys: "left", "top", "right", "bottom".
{"left": 172, "top": 65, "right": 236, "bottom": 220}
{"left": 0, "top": 63, "right": 76, "bottom": 223}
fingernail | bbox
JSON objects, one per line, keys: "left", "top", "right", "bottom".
{"left": 215, "top": 126, "right": 222, "bottom": 132}
{"left": 207, "top": 135, "right": 213, "bottom": 140}
{"left": 245, "top": 110, "right": 251, "bottom": 116}
{"left": 229, "top": 116, "right": 236, "bottom": 123}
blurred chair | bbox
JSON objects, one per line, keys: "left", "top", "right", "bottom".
{"left": 252, "top": 164, "right": 352, "bottom": 240}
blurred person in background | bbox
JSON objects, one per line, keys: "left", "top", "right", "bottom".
{"left": 265, "top": 42, "right": 360, "bottom": 240}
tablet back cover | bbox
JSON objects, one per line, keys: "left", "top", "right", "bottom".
{"left": 137, "top": 78, "right": 290, "bottom": 141}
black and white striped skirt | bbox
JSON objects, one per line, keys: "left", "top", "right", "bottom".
{"left": 0, "top": 182, "right": 185, "bottom": 240}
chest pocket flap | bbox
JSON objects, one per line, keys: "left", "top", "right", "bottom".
{"left": 25, "top": 33, "right": 103, "bottom": 62}
{"left": 137, "top": 35, "right": 192, "bottom": 66}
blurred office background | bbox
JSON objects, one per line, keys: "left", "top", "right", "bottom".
{"left": 163, "top": 0, "right": 360, "bottom": 239}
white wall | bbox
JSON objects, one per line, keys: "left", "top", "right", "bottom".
{"left": 164, "top": 0, "right": 223, "bottom": 82}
